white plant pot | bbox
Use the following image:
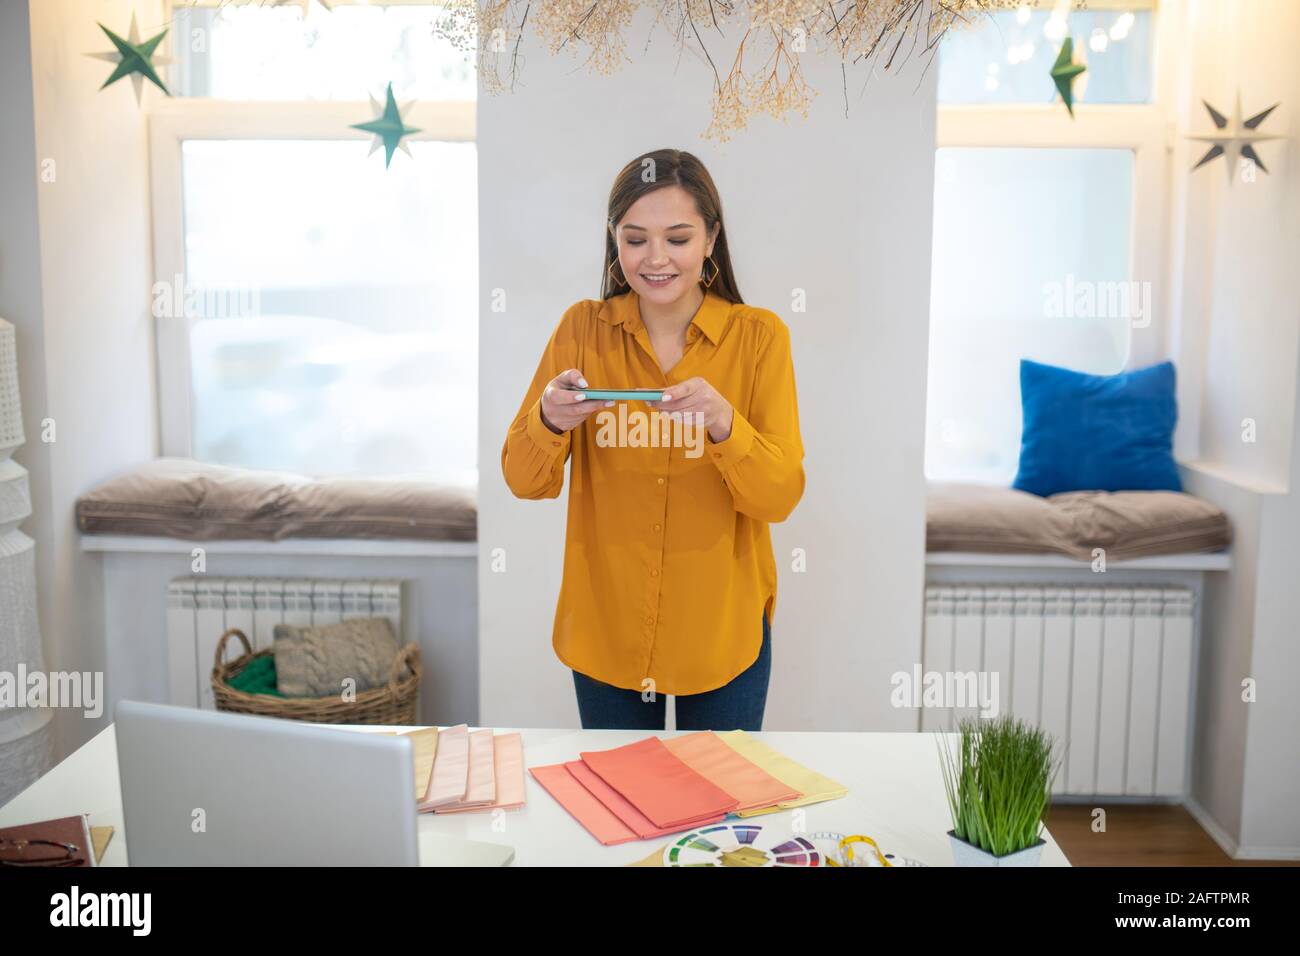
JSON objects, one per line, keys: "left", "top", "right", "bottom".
{"left": 948, "top": 831, "right": 1045, "bottom": 867}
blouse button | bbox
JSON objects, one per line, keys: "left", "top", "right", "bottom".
{"left": 653, "top": 523, "right": 662, "bottom": 532}
{"left": 656, "top": 477, "right": 665, "bottom": 485}
{"left": 645, "top": 617, "right": 654, "bottom": 627}
{"left": 650, "top": 569, "right": 659, "bottom": 577}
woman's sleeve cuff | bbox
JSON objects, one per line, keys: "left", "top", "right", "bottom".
{"left": 526, "top": 398, "right": 570, "bottom": 454}
{"left": 706, "top": 408, "right": 755, "bottom": 471}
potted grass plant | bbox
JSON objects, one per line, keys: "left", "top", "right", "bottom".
{"left": 937, "top": 714, "right": 1060, "bottom": 867}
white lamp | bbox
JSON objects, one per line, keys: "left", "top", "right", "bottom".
{"left": 0, "top": 318, "right": 53, "bottom": 807}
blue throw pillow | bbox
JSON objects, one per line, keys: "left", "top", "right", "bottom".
{"left": 1012, "top": 359, "right": 1182, "bottom": 497}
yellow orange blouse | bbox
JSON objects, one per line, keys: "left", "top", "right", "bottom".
{"left": 501, "top": 288, "right": 804, "bottom": 696}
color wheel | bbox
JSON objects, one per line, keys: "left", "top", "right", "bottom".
{"left": 662, "top": 823, "right": 822, "bottom": 867}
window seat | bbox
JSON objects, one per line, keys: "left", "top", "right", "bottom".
{"left": 75, "top": 458, "right": 476, "bottom": 543}
{"left": 926, "top": 550, "right": 1230, "bottom": 572}
{"left": 926, "top": 481, "right": 1231, "bottom": 563}
{"left": 77, "top": 460, "right": 480, "bottom": 727}
{"left": 79, "top": 535, "right": 475, "bottom": 558}
{"left": 921, "top": 484, "right": 1227, "bottom": 802}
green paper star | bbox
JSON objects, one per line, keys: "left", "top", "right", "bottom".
{"left": 351, "top": 84, "right": 421, "bottom": 168}
{"left": 1050, "top": 36, "right": 1086, "bottom": 117}
{"left": 89, "top": 14, "right": 171, "bottom": 104}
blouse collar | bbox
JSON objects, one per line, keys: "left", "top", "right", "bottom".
{"left": 597, "top": 286, "right": 731, "bottom": 345}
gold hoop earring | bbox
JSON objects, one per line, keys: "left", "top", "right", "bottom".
{"left": 607, "top": 258, "right": 628, "bottom": 289}
{"left": 700, "top": 255, "right": 720, "bottom": 289}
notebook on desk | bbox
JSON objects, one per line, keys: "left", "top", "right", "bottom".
{"left": 0, "top": 813, "right": 97, "bottom": 867}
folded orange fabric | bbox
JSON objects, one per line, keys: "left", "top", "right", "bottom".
{"left": 563, "top": 760, "right": 724, "bottom": 839}
{"left": 663, "top": 731, "right": 802, "bottom": 812}
{"left": 530, "top": 763, "right": 638, "bottom": 846}
{"left": 579, "top": 737, "right": 739, "bottom": 829}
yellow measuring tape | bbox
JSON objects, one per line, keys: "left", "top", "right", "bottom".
{"left": 810, "top": 831, "right": 892, "bottom": 867}
{"left": 838, "top": 834, "right": 893, "bottom": 867}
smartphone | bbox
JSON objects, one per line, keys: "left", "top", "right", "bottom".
{"left": 570, "top": 388, "right": 665, "bottom": 402}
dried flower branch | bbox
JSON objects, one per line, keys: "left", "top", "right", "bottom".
{"left": 435, "top": 0, "right": 1050, "bottom": 140}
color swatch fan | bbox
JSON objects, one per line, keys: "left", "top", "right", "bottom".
{"left": 662, "top": 823, "right": 822, "bottom": 867}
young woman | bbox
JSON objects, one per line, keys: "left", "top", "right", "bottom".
{"left": 501, "top": 148, "right": 804, "bottom": 732}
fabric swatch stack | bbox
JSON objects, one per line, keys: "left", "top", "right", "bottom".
{"left": 530, "top": 731, "right": 847, "bottom": 845}
{"left": 393, "top": 724, "right": 527, "bottom": 814}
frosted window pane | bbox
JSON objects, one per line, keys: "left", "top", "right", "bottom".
{"left": 181, "top": 139, "right": 477, "bottom": 480}
{"left": 173, "top": 3, "right": 475, "bottom": 101}
{"left": 925, "top": 147, "right": 1135, "bottom": 484}
{"left": 938, "top": 8, "right": 1153, "bottom": 105}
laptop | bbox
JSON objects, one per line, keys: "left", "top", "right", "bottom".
{"left": 115, "top": 700, "right": 513, "bottom": 866}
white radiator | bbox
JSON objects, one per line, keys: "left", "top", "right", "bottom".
{"left": 922, "top": 585, "right": 1194, "bottom": 798}
{"left": 166, "top": 577, "right": 403, "bottom": 710}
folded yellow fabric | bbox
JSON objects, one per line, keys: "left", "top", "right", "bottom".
{"left": 403, "top": 727, "right": 439, "bottom": 801}
{"left": 375, "top": 727, "right": 438, "bottom": 801}
{"left": 715, "top": 730, "right": 848, "bottom": 816}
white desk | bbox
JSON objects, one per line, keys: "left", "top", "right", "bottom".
{"left": 0, "top": 724, "right": 1072, "bottom": 867}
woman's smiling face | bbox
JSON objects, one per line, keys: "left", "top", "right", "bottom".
{"left": 613, "top": 185, "right": 719, "bottom": 306}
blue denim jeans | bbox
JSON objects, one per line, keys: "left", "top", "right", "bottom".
{"left": 572, "top": 611, "right": 771, "bottom": 731}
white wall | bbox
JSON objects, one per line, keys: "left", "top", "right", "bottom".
{"left": 1167, "top": 0, "right": 1300, "bottom": 858}
{"left": 1169, "top": 0, "right": 1300, "bottom": 486}
{"left": 8, "top": 0, "right": 164, "bottom": 762}
{"left": 478, "top": 8, "right": 936, "bottom": 730}
{"left": 1242, "top": 371, "right": 1300, "bottom": 855}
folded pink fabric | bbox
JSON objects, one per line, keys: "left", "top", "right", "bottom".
{"left": 439, "top": 732, "right": 526, "bottom": 814}
{"left": 563, "top": 760, "right": 724, "bottom": 839}
{"left": 663, "top": 731, "right": 802, "bottom": 812}
{"left": 419, "top": 723, "right": 469, "bottom": 810}
{"left": 530, "top": 763, "right": 638, "bottom": 846}
{"left": 467, "top": 729, "right": 498, "bottom": 803}
{"left": 579, "top": 737, "right": 739, "bottom": 829}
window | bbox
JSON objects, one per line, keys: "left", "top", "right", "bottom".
{"left": 928, "top": 148, "right": 1135, "bottom": 483}
{"left": 925, "top": 1, "right": 1163, "bottom": 485}
{"left": 152, "top": 1, "right": 477, "bottom": 481}
{"left": 937, "top": 4, "right": 1154, "bottom": 105}
{"left": 172, "top": 3, "right": 474, "bottom": 101}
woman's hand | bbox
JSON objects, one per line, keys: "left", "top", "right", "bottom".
{"left": 540, "top": 369, "right": 612, "bottom": 434}
{"left": 651, "top": 377, "right": 735, "bottom": 443}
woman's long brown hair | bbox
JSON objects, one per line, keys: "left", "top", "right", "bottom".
{"left": 600, "top": 149, "right": 743, "bottom": 305}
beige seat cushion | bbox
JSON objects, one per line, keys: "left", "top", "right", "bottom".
{"left": 927, "top": 482, "right": 1231, "bottom": 560}
{"left": 1049, "top": 490, "right": 1232, "bottom": 560}
{"left": 927, "top": 482, "right": 1076, "bottom": 555}
{"left": 76, "top": 458, "right": 476, "bottom": 541}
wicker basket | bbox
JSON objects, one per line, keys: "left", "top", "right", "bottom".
{"left": 211, "top": 627, "right": 421, "bottom": 725}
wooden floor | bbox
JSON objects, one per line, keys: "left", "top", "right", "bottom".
{"left": 1047, "top": 803, "right": 1300, "bottom": 866}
